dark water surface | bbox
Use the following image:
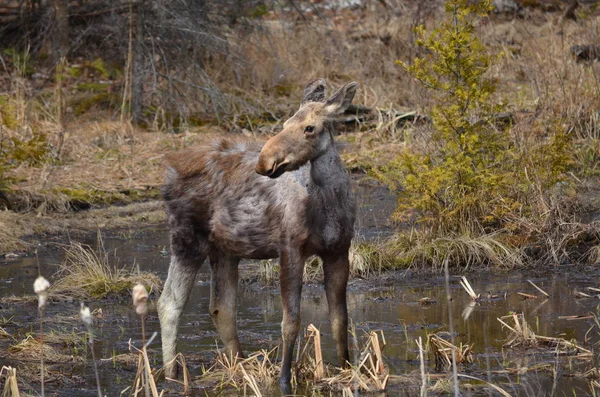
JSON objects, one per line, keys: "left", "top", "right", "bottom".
{"left": 1, "top": 187, "right": 600, "bottom": 396}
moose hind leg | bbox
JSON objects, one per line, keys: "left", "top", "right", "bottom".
{"left": 158, "top": 231, "right": 206, "bottom": 379}
{"left": 209, "top": 251, "right": 243, "bottom": 359}
{"left": 323, "top": 252, "right": 350, "bottom": 368}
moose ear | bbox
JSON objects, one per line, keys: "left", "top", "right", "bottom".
{"left": 300, "top": 78, "right": 327, "bottom": 106}
{"left": 324, "top": 81, "right": 357, "bottom": 115}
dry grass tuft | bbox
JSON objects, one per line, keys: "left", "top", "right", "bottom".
{"left": 498, "top": 313, "right": 591, "bottom": 357}
{"left": 8, "top": 335, "right": 82, "bottom": 364}
{"left": 322, "top": 330, "right": 389, "bottom": 393}
{"left": 199, "top": 347, "right": 280, "bottom": 392}
{"left": 50, "top": 233, "right": 161, "bottom": 299}
{"left": 257, "top": 259, "right": 278, "bottom": 286}
{"left": 195, "top": 325, "right": 391, "bottom": 394}
{"left": 429, "top": 333, "right": 473, "bottom": 369}
{"left": 383, "top": 231, "right": 522, "bottom": 270}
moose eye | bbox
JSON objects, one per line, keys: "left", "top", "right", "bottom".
{"left": 304, "top": 125, "right": 315, "bottom": 134}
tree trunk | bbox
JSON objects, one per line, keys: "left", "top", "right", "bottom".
{"left": 131, "top": 0, "right": 144, "bottom": 126}
{"left": 52, "top": 0, "right": 69, "bottom": 61}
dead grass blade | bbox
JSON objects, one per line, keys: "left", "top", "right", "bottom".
{"left": 1, "top": 366, "right": 20, "bottom": 397}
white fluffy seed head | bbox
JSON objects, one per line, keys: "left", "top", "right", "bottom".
{"left": 33, "top": 276, "right": 50, "bottom": 294}
{"left": 38, "top": 293, "right": 47, "bottom": 309}
{"left": 34, "top": 276, "right": 50, "bottom": 309}
{"left": 132, "top": 284, "right": 148, "bottom": 316}
{"left": 80, "top": 302, "right": 92, "bottom": 326}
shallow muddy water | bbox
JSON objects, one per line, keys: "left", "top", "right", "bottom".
{"left": 1, "top": 187, "right": 600, "bottom": 396}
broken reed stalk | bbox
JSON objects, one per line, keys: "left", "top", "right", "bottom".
{"left": 80, "top": 303, "right": 103, "bottom": 397}
{"left": 369, "top": 331, "right": 386, "bottom": 375}
{"left": 307, "top": 324, "right": 324, "bottom": 380}
{"left": 459, "top": 276, "right": 480, "bottom": 301}
{"left": 1, "top": 366, "right": 21, "bottom": 397}
{"left": 33, "top": 276, "right": 50, "bottom": 397}
{"left": 429, "top": 334, "right": 473, "bottom": 368}
{"left": 130, "top": 332, "right": 160, "bottom": 397}
{"left": 416, "top": 337, "right": 427, "bottom": 397}
{"left": 322, "top": 330, "right": 389, "bottom": 392}
{"left": 527, "top": 280, "right": 549, "bottom": 297}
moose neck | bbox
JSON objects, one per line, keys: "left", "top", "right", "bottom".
{"left": 308, "top": 134, "right": 347, "bottom": 189}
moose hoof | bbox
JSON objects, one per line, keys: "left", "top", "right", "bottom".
{"left": 278, "top": 376, "right": 292, "bottom": 396}
{"left": 163, "top": 363, "right": 179, "bottom": 380}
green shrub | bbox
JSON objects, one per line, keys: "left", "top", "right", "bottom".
{"left": 377, "top": 0, "right": 572, "bottom": 236}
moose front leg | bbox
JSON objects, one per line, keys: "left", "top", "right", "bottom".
{"left": 323, "top": 252, "right": 350, "bottom": 368}
{"left": 278, "top": 248, "right": 305, "bottom": 387}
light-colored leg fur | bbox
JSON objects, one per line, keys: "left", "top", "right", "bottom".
{"left": 158, "top": 255, "right": 204, "bottom": 378}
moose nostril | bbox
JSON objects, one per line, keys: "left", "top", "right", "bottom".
{"left": 269, "top": 162, "right": 279, "bottom": 176}
{"left": 256, "top": 157, "right": 275, "bottom": 176}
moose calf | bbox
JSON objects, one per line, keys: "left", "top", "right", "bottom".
{"left": 158, "top": 79, "right": 358, "bottom": 386}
